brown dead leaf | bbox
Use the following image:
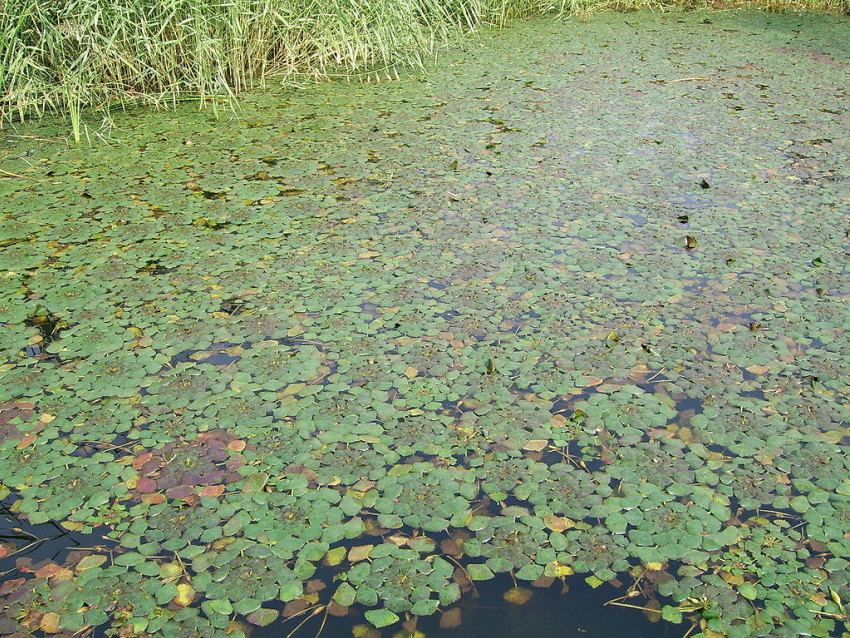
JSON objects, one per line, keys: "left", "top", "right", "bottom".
{"left": 523, "top": 439, "right": 549, "bottom": 452}
{"left": 40, "top": 612, "right": 61, "bottom": 634}
{"left": 198, "top": 484, "right": 225, "bottom": 498}
{"left": 746, "top": 364, "right": 770, "bottom": 375}
{"left": 439, "top": 608, "right": 462, "bottom": 629}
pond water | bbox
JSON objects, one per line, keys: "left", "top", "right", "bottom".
{"left": 1, "top": 7, "right": 849, "bottom": 638}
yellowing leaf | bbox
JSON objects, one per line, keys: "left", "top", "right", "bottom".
{"left": 281, "top": 383, "right": 306, "bottom": 396}
{"left": 353, "top": 624, "right": 381, "bottom": 638}
{"left": 675, "top": 427, "right": 694, "bottom": 443}
{"left": 523, "top": 439, "right": 549, "bottom": 452}
{"left": 174, "top": 583, "right": 195, "bottom": 606}
{"left": 49, "top": 567, "right": 74, "bottom": 582}
{"left": 40, "top": 612, "right": 61, "bottom": 633}
{"left": 642, "top": 599, "right": 662, "bottom": 623}
{"left": 358, "top": 251, "right": 381, "bottom": 258}
{"left": 76, "top": 554, "right": 108, "bottom": 572}
{"left": 159, "top": 562, "right": 182, "bottom": 580}
{"left": 721, "top": 572, "right": 744, "bottom": 585}
{"left": 212, "top": 536, "right": 235, "bottom": 550}
{"left": 746, "top": 364, "right": 770, "bottom": 375}
{"left": 324, "top": 547, "right": 347, "bottom": 566}
{"left": 403, "top": 366, "right": 419, "bottom": 379}
{"left": 241, "top": 472, "right": 269, "bottom": 494}
{"left": 543, "top": 561, "right": 574, "bottom": 577}
{"left": 348, "top": 545, "right": 374, "bottom": 562}
{"left": 543, "top": 514, "right": 574, "bottom": 532}
{"left": 550, "top": 414, "right": 567, "bottom": 428}
{"left": 227, "top": 439, "right": 246, "bottom": 452}
{"left": 809, "top": 591, "right": 829, "bottom": 606}
{"left": 503, "top": 587, "right": 533, "bottom": 605}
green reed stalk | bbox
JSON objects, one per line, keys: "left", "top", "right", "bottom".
{"left": 1, "top": 0, "right": 847, "bottom": 135}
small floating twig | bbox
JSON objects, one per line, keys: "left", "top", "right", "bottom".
{"left": 3, "top": 134, "right": 56, "bottom": 141}
{"left": 605, "top": 600, "right": 661, "bottom": 612}
{"left": 0, "top": 168, "right": 55, "bottom": 183}
{"left": 650, "top": 77, "right": 711, "bottom": 84}
{"left": 809, "top": 610, "right": 849, "bottom": 620}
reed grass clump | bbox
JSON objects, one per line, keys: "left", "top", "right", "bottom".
{"left": 1, "top": 0, "right": 847, "bottom": 138}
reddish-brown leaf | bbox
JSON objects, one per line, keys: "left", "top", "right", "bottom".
{"left": 136, "top": 477, "right": 157, "bottom": 493}
{"left": 198, "top": 484, "right": 225, "bottom": 498}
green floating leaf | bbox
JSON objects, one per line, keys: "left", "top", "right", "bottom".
{"left": 364, "top": 608, "right": 400, "bottom": 628}
{"left": 113, "top": 552, "right": 145, "bottom": 567}
{"left": 301, "top": 542, "right": 331, "bottom": 562}
{"left": 789, "top": 496, "right": 810, "bottom": 513}
{"left": 515, "top": 564, "right": 544, "bottom": 581}
{"left": 233, "top": 598, "right": 262, "bottom": 615}
{"left": 466, "top": 564, "right": 495, "bottom": 581}
{"left": 280, "top": 580, "right": 304, "bottom": 602}
{"left": 242, "top": 472, "right": 269, "bottom": 494}
{"left": 333, "top": 582, "right": 357, "bottom": 607}
{"left": 84, "top": 608, "right": 109, "bottom": 626}
{"left": 59, "top": 611, "right": 85, "bottom": 632}
{"left": 156, "top": 581, "right": 179, "bottom": 605}
{"left": 202, "top": 598, "right": 233, "bottom": 616}
{"left": 410, "top": 598, "right": 440, "bottom": 616}
{"left": 738, "top": 583, "right": 758, "bottom": 600}
{"left": 661, "top": 605, "right": 683, "bottom": 623}
{"left": 246, "top": 607, "right": 280, "bottom": 627}
{"left": 585, "top": 575, "right": 604, "bottom": 589}
{"left": 77, "top": 554, "right": 108, "bottom": 571}
{"left": 356, "top": 585, "right": 379, "bottom": 607}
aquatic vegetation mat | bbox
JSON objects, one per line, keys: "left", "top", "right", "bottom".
{"left": 1, "top": 8, "right": 849, "bottom": 638}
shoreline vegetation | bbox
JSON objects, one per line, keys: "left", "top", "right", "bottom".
{"left": 1, "top": 0, "right": 848, "bottom": 141}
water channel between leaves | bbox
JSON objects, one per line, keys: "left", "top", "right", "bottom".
{"left": 1, "top": 8, "right": 849, "bottom": 638}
